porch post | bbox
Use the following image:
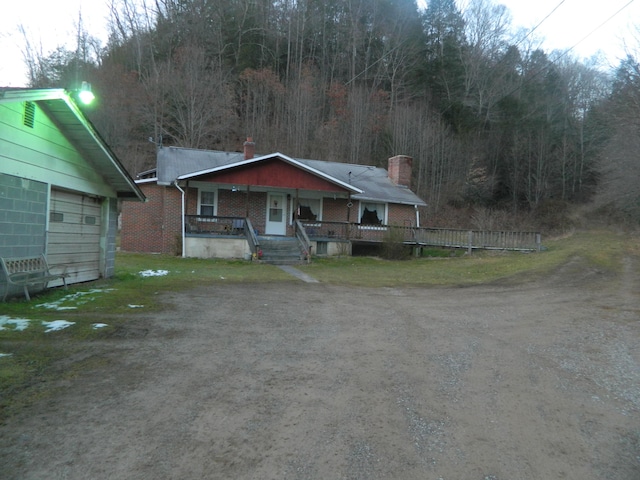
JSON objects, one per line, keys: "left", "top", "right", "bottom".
{"left": 173, "top": 180, "right": 186, "bottom": 258}
{"left": 346, "top": 193, "right": 352, "bottom": 240}
{"left": 245, "top": 185, "right": 250, "bottom": 218}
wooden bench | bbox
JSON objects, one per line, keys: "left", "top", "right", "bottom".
{"left": 1, "top": 254, "right": 68, "bottom": 301}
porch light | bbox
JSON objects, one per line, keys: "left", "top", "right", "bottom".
{"left": 78, "top": 81, "right": 95, "bottom": 105}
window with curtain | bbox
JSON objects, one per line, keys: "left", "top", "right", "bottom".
{"left": 360, "top": 202, "right": 385, "bottom": 225}
{"left": 199, "top": 190, "right": 216, "bottom": 216}
{"left": 294, "top": 198, "right": 320, "bottom": 222}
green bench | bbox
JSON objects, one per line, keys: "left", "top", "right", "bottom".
{"left": 1, "top": 254, "right": 68, "bottom": 301}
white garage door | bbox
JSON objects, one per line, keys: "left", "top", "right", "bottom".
{"left": 48, "top": 189, "right": 102, "bottom": 285}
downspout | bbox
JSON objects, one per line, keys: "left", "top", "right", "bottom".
{"left": 174, "top": 180, "right": 186, "bottom": 258}
{"left": 415, "top": 205, "right": 420, "bottom": 228}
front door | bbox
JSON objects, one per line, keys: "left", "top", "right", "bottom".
{"left": 265, "top": 193, "right": 286, "bottom": 235}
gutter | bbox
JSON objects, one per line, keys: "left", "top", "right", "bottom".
{"left": 174, "top": 180, "right": 186, "bottom": 258}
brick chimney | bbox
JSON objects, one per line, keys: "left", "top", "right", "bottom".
{"left": 243, "top": 136, "right": 255, "bottom": 160}
{"left": 388, "top": 155, "right": 413, "bottom": 188}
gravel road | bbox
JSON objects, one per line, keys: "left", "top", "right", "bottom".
{"left": 1, "top": 258, "right": 639, "bottom": 479}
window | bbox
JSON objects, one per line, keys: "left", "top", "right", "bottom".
{"left": 199, "top": 190, "right": 216, "bottom": 216}
{"left": 315, "top": 241, "right": 328, "bottom": 255}
{"left": 294, "top": 198, "right": 321, "bottom": 223}
{"left": 359, "top": 202, "right": 386, "bottom": 225}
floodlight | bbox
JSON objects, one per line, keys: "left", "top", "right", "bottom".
{"left": 78, "top": 81, "right": 95, "bottom": 105}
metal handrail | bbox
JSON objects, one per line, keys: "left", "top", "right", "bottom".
{"left": 244, "top": 218, "right": 260, "bottom": 257}
{"left": 294, "top": 220, "right": 312, "bottom": 262}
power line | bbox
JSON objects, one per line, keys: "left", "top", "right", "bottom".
{"left": 500, "top": 0, "right": 636, "bottom": 101}
{"left": 558, "top": 0, "right": 636, "bottom": 62}
{"left": 513, "top": 0, "right": 568, "bottom": 50}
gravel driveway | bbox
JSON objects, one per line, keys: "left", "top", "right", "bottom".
{"left": 1, "top": 259, "right": 639, "bottom": 479}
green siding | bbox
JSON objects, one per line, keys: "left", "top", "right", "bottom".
{"left": 0, "top": 101, "right": 117, "bottom": 198}
{"left": 0, "top": 99, "right": 123, "bottom": 298}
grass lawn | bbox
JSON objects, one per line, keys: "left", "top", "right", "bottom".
{"left": 0, "top": 229, "right": 637, "bottom": 421}
{"left": 299, "top": 229, "right": 635, "bottom": 287}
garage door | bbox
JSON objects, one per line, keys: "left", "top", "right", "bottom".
{"left": 48, "top": 189, "right": 102, "bottom": 285}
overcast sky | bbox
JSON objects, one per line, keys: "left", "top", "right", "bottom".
{"left": 494, "top": 0, "right": 638, "bottom": 65}
{"left": 1, "top": 0, "right": 638, "bottom": 87}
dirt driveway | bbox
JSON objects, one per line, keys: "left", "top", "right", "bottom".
{"left": 1, "top": 260, "right": 639, "bottom": 479}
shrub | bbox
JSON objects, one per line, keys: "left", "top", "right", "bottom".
{"left": 380, "top": 227, "right": 411, "bottom": 260}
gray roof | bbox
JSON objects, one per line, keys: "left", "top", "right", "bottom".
{"left": 153, "top": 146, "right": 426, "bottom": 206}
{"left": 0, "top": 88, "right": 145, "bottom": 201}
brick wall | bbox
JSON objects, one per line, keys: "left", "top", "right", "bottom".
{"left": 161, "top": 186, "right": 183, "bottom": 254}
{"left": 322, "top": 197, "right": 351, "bottom": 222}
{"left": 185, "top": 188, "right": 198, "bottom": 215}
{"left": 121, "top": 184, "right": 182, "bottom": 254}
{"left": 388, "top": 203, "right": 417, "bottom": 226}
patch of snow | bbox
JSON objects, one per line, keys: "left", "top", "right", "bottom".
{"left": 0, "top": 353, "right": 13, "bottom": 357}
{"left": 128, "top": 304, "right": 144, "bottom": 308}
{"left": 42, "top": 320, "right": 75, "bottom": 332}
{"left": 92, "top": 323, "right": 108, "bottom": 329}
{"left": 139, "top": 269, "right": 169, "bottom": 277}
{"left": 36, "top": 289, "right": 116, "bottom": 310}
{"left": 0, "top": 316, "right": 31, "bottom": 331}
{"left": 36, "top": 303, "right": 78, "bottom": 310}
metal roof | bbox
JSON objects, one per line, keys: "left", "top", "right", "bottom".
{"left": 155, "top": 146, "right": 427, "bottom": 206}
{"left": 0, "top": 88, "right": 145, "bottom": 201}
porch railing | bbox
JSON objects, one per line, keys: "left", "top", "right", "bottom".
{"left": 185, "top": 216, "right": 541, "bottom": 253}
{"left": 300, "top": 221, "right": 541, "bottom": 252}
{"left": 185, "top": 215, "right": 246, "bottom": 236}
{"left": 413, "top": 227, "right": 541, "bottom": 252}
{"left": 185, "top": 215, "right": 262, "bottom": 257}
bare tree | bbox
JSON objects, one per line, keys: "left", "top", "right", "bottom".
{"left": 151, "top": 45, "right": 235, "bottom": 149}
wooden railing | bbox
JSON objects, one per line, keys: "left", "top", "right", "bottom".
{"left": 301, "top": 221, "right": 541, "bottom": 252}
{"left": 185, "top": 215, "right": 246, "bottom": 236}
{"left": 299, "top": 221, "right": 352, "bottom": 240}
{"left": 413, "top": 227, "right": 541, "bottom": 252}
{"left": 184, "top": 217, "right": 542, "bottom": 253}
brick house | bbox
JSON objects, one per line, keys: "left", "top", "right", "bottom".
{"left": 121, "top": 139, "right": 426, "bottom": 260}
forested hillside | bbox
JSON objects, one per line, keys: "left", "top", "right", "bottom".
{"left": 23, "top": 0, "right": 640, "bottom": 227}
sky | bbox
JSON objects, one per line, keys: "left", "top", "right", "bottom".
{"left": 0, "top": 0, "right": 639, "bottom": 87}
{"left": 0, "top": 0, "right": 110, "bottom": 87}
{"left": 492, "top": 0, "right": 639, "bottom": 66}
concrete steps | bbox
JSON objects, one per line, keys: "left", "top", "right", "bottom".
{"left": 258, "top": 236, "right": 305, "bottom": 265}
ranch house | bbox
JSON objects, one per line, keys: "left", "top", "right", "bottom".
{"left": 120, "top": 139, "right": 427, "bottom": 262}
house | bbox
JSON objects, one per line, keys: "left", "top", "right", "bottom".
{"left": 121, "top": 138, "right": 427, "bottom": 260}
{"left": 0, "top": 88, "right": 145, "bottom": 298}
